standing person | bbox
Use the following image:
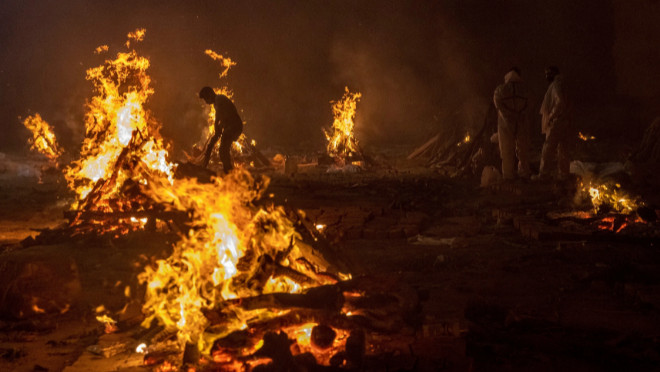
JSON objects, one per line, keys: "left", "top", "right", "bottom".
{"left": 198, "top": 86, "right": 243, "bottom": 173}
{"left": 536, "top": 66, "right": 572, "bottom": 180}
{"left": 493, "top": 67, "right": 531, "bottom": 180}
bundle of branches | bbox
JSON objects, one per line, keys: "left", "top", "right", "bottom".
{"left": 409, "top": 104, "right": 499, "bottom": 178}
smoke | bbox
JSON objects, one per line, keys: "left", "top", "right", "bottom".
{"left": 2, "top": 0, "right": 646, "bottom": 157}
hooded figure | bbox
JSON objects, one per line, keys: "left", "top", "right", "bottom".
{"left": 538, "top": 66, "right": 571, "bottom": 179}
{"left": 493, "top": 68, "right": 531, "bottom": 180}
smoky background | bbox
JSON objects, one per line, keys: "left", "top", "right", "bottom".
{"left": 1, "top": 0, "right": 659, "bottom": 157}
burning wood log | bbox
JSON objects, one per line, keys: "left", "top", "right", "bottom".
{"left": 224, "top": 285, "right": 345, "bottom": 312}
{"left": 63, "top": 209, "right": 189, "bottom": 223}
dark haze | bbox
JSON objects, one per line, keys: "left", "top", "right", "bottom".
{"left": 1, "top": 0, "right": 659, "bottom": 156}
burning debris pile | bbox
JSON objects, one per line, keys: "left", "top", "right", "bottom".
{"left": 22, "top": 29, "right": 179, "bottom": 237}
{"left": 17, "top": 29, "right": 422, "bottom": 371}
{"left": 574, "top": 178, "right": 652, "bottom": 234}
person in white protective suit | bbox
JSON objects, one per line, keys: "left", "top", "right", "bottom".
{"left": 537, "top": 66, "right": 572, "bottom": 180}
{"left": 493, "top": 67, "right": 531, "bottom": 180}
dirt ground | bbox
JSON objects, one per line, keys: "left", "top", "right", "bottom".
{"left": 1, "top": 151, "right": 659, "bottom": 372}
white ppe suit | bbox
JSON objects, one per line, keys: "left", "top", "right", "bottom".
{"left": 539, "top": 75, "right": 572, "bottom": 178}
{"left": 493, "top": 70, "right": 531, "bottom": 180}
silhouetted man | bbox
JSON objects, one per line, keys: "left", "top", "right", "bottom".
{"left": 198, "top": 86, "right": 243, "bottom": 173}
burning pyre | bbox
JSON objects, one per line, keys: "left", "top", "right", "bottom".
{"left": 324, "top": 87, "right": 363, "bottom": 164}
{"left": 21, "top": 29, "right": 419, "bottom": 370}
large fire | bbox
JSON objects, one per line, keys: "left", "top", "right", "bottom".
{"left": 324, "top": 87, "right": 362, "bottom": 161}
{"left": 22, "top": 29, "right": 353, "bottom": 368}
{"left": 64, "top": 29, "right": 175, "bottom": 214}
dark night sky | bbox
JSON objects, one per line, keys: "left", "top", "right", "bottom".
{"left": 0, "top": 0, "right": 656, "bottom": 157}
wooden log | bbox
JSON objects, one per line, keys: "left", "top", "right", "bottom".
{"left": 407, "top": 134, "right": 440, "bottom": 160}
{"left": 223, "top": 285, "right": 344, "bottom": 312}
{"left": 64, "top": 209, "right": 189, "bottom": 223}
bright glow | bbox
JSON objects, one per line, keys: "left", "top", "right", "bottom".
{"left": 457, "top": 133, "right": 471, "bottom": 146}
{"left": 578, "top": 132, "right": 596, "bottom": 141}
{"left": 24, "top": 29, "right": 352, "bottom": 362}
{"left": 324, "top": 87, "right": 362, "bottom": 160}
{"left": 582, "top": 181, "right": 642, "bottom": 214}
{"left": 136, "top": 343, "right": 148, "bottom": 353}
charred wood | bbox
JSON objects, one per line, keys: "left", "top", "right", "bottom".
{"left": 224, "top": 285, "right": 344, "bottom": 312}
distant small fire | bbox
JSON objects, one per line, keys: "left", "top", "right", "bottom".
{"left": 21, "top": 113, "right": 63, "bottom": 164}
{"left": 324, "top": 87, "right": 362, "bottom": 162}
{"left": 578, "top": 132, "right": 596, "bottom": 141}
{"left": 577, "top": 178, "right": 647, "bottom": 234}
{"left": 580, "top": 180, "right": 642, "bottom": 215}
{"left": 457, "top": 132, "right": 471, "bottom": 147}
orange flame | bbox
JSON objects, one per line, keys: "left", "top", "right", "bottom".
{"left": 23, "top": 28, "right": 351, "bottom": 363}
{"left": 204, "top": 49, "right": 237, "bottom": 80}
{"left": 324, "top": 87, "right": 362, "bottom": 159}
{"left": 126, "top": 28, "right": 146, "bottom": 48}
{"left": 578, "top": 132, "right": 596, "bottom": 141}
{"left": 197, "top": 49, "right": 250, "bottom": 159}
{"left": 64, "top": 29, "right": 175, "bottom": 208}
{"left": 137, "top": 170, "right": 343, "bottom": 352}
{"left": 22, "top": 113, "right": 63, "bottom": 163}
{"left": 582, "top": 181, "right": 641, "bottom": 214}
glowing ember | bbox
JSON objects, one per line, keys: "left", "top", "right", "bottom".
{"left": 457, "top": 133, "right": 471, "bottom": 146}
{"left": 22, "top": 113, "right": 63, "bottom": 163}
{"left": 581, "top": 181, "right": 642, "bottom": 214}
{"left": 96, "top": 314, "right": 118, "bottom": 334}
{"left": 578, "top": 132, "right": 596, "bottom": 141}
{"left": 324, "top": 87, "right": 362, "bottom": 160}
{"left": 136, "top": 343, "right": 148, "bottom": 353}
